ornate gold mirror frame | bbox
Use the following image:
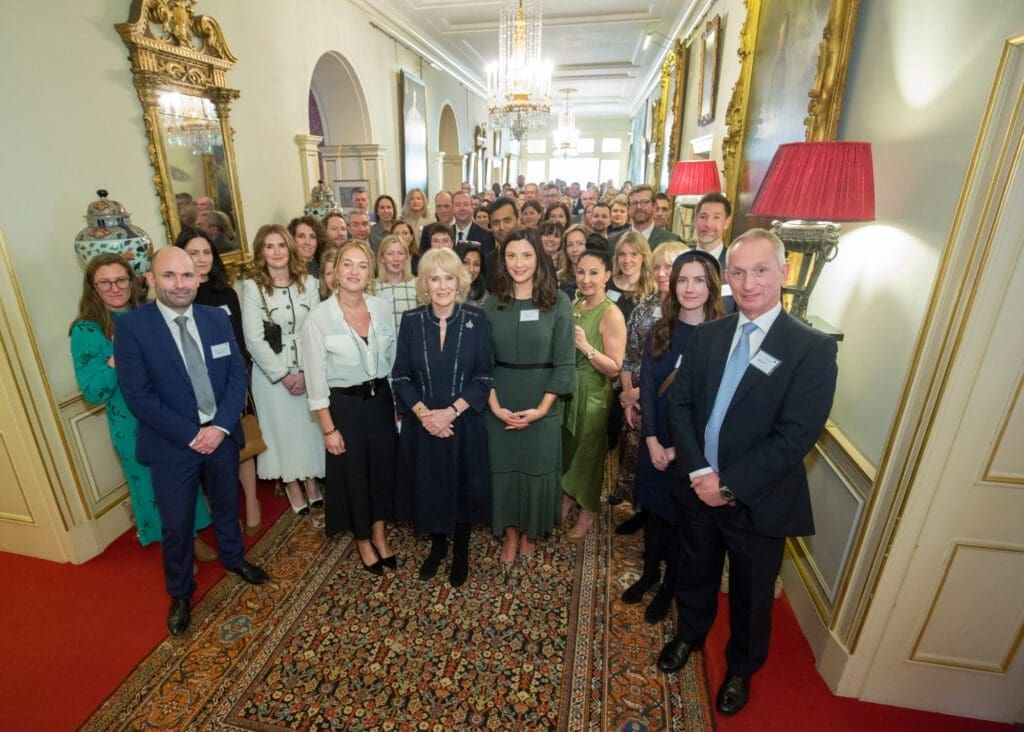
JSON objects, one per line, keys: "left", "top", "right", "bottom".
{"left": 116, "top": 0, "right": 248, "bottom": 267}
{"left": 651, "top": 39, "right": 686, "bottom": 190}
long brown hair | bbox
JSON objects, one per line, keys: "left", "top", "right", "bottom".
{"left": 493, "top": 227, "right": 559, "bottom": 311}
{"left": 287, "top": 215, "right": 328, "bottom": 266}
{"left": 649, "top": 251, "right": 724, "bottom": 359}
{"left": 614, "top": 232, "right": 657, "bottom": 303}
{"left": 249, "top": 224, "right": 309, "bottom": 294}
{"left": 69, "top": 254, "right": 142, "bottom": 338}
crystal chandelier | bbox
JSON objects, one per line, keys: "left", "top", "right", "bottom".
{"left": 158, "top": 91, "right": 223, "bottom": 155}
{"left": 552, "top": 88, "right": 579, "bottom": 158}
{"left": 486, "top": 0, "right": 552, "bottom": 142}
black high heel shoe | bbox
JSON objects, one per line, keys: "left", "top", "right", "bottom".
{"left": 361, "top": 558, "right": 385, "bottom": 576}
{"left": 373, "top": 544, "right": 398, "bottom": 570}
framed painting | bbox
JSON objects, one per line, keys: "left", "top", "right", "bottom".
{"left": 333, "top": 179, "right": 370, "bottom": 213}
{"left": 697, "top": 15, "right": 720, "bottom": 126}
{"left": 721, "top": 0, "right": 861, "bottom": 235}
{"left": 400, "top": 70, "right": 428, "bottom": 196}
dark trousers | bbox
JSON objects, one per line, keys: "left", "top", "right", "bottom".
{"left": 150, "top": 439, "right": 244, "bottom": 600}
{"left": 644, "top": 511, "right": 679, "bottom": 587}
{"left": 672, "top": 495, "right": 784, "bottom": 677}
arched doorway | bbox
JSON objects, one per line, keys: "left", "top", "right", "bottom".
{"left": 305, "top": 52, "right": 384, "bottom": 207}
{"left": 437, "top": 104, "right": 462, "bottom": 193}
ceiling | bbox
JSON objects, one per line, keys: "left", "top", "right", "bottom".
{"left": 371, "top": 0, "right": 701, "bottom": 118}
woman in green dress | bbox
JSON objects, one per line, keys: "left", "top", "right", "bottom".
{"left": 69, "top": 253, "right": 214, "bottom": 550}
{"left": 561, "top": 248, "right": 627, "bottom": 540}
{"left": 485, "top": 228, "right": 576, "bottom": 564}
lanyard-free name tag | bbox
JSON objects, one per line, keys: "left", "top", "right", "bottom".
{"left": 211, "top": 342, "right": 231, "bottom": 359}
{"left": 607, "top": 290, "right": 622, "bottom": 302}
{"left": 219, "top": 304, "right": 232, "bottom": 316}
{"left": 722, "top": 284, "right": 733, "bottom": 298}
{"left": 520, "top": 309, "right": 540, "bottom": 322}
{"left": 653, "top": 306, "right": 662, "bottom": 318}
{"left": 750, "top": 350, "right": 780, "bottom": 375}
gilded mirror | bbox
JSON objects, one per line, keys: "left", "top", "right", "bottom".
{"left": 116, "top": 0, "right": 248, "bottom": 268}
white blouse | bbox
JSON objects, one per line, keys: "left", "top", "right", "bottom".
{"left": 302, "top": 294, "right": 396, "bottom": 411}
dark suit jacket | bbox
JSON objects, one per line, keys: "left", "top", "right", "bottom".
{"left": 114, "top": 302, "right": 248, "bottom": 463}
{"left": 462, "top": 222, "right": 496, "bottom": 257}
{"left": 609, "top": 225, "right": 682, "bottom": 250}
{"left": 667, "top": 310, "right": 838, "bottom": 538}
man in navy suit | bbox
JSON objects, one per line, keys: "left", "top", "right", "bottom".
{"left": 115, "top": 247, "right": 268, "bottom": 637}
{"left": 660, "top": 229, "right": 838, "bottom": 715}
{"left": 451, "top": 190, "right": 495, "bottom": 257}
{"left": 693, "top": 192, "right": 736, "bottom": 314}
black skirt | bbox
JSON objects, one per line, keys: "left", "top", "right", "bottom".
{"left": 324, "top": 385, "right": 397, "bottom": 540}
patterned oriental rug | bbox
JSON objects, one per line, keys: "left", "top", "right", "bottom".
{"left": 84, "top": 502, "right": 715, "bottom": 730}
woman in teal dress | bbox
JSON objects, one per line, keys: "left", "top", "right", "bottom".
{"left": 561, "top": 248, "right": 627, "bottom": 540}
{"left": 69, "top": 253, "right": 213, "bottom": 548}
{"left": 485, "top": 228, "right": 576, "bottom": 564}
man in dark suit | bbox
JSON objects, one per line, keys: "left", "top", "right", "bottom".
{"left": 609, "top": 184, "right": 682, "bottom": 250}
{"left": 483, "top": 196, "right": 519, "bottom": 291}
{"left": 115, "top": 247, "right": 269, "bottom": 637}
{"left": 693, "top": 192, "right": 736, "bottom": 313}
{"left": 659, "top": 228, "right": 838, "bottom": 715}
{"left": 451, "top": 190, "right": 495, "bottom": 257}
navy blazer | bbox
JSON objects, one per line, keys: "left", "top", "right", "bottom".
{"left": 114, "top": 301, "right": 248, "bottom": 463}
{"left": 667, "top": 310, "right": 838, "bottom": 537}
{"left": 420, "top": 222, "right": 496, "bottom": 258}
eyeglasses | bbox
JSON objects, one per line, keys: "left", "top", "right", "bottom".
{"left": 94, "top": 277, "right": 131, "bottom": 292}
{"left": 628, "top": 200, "right": 653, "bottom": 208}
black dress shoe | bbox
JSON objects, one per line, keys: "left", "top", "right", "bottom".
{"left": 620, "top": 572, "right": 658, "bottom": 604}
{"left": 228, "top": 560, "right": 270, "bottom": 585}
{"left": 716, "top": 674, "right": 750, "bottom": 714}
{"left": 362, "top": 559, "right": 385, "bottom": 576}
{"left": 657, "top": 636, "right": 702, "bottom": 673}
{"left": 167, "top": 598, "right": 190, "bottom": 636}
{"left": 644, "top": 585, "right": 673, "bottom": 623}
{"left": 615, "top": 511, "right": 646, "bottom": 535}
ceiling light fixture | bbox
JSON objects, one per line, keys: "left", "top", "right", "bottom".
{"left": 487, "top": 0, "right": 552, "bottom": 142}
{"left": 552, "top": 88, "right": 579, "bottom": 159}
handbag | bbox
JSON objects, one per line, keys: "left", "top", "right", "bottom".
{"left": 238, "top": 413, "right": 267, "bottom": 462}
{"left": 257, "top": 285, "right": 284, "bottom": 354}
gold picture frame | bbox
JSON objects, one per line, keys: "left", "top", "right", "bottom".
{"left": 651, "top": 39, "right": 686, "bottom": 190}
{"left": 115, "top": 0, "right": 249, "bottom": 270}
{"left": 698, "top": 15, "right": 721, "bottom": 126}
{"left": 721, "top": 0, "right": 861, "bottom": 236}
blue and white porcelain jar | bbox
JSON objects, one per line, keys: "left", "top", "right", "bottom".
{"left": 74, "top": 190, "right": 153, "bottom": 276}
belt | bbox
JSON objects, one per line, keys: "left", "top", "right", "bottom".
{"left": 495, "top": 360, "right": 554, "bottom": 370}
{"left": 331, "top": 378, "right": 389, "bottom": 399}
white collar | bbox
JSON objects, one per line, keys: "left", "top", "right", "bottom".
{"left": 155, "top": 298, "right": 194, "bottom": 325}
{"left": 633, "top": 221, "right": 655, "bottom": 238}
{"left": 738, "top": 300, "right": 783, "bottom": 333}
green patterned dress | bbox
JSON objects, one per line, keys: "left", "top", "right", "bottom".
{"left": 561, "top": 296, "right": 615, "bottom": 512}
{"left": 70, "top": 316, "right": 212, "bottom": 545}
{"left": 485, "top": 294, "right": 576, "bottom": 538}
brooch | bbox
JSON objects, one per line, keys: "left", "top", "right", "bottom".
{"left": 466, "top": 320, "right": 474, "bottom": 328}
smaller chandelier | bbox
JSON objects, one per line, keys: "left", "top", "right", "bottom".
{"left": 552, "top": 88, "right": 579, "bottom": 158}
{"left": 487, "top": 0, "right": 552, "bottom": 142}
{"left": 158, "top": 91, "right": 223, "bottom": 156}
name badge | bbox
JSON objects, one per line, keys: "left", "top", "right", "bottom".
{"left": 722, "top": 284, "right": 733, "bottom": 298}
{"left": 750, "top": 350, "right": 780, "bottom": 375}
{"left": 607, "top": 290, "right": 621, "bottom": 302}
{"left": 219, "top": 304, "right": 232, "bottom": 316}
{"left": 653, "top": 306, "right": 662, "bottom": 318}
{"left": 378, "top": 290, "right": 394, "bottom": 302}
{"left": 377, "top": 323, "right": 395, "bottom": 338}
{"left": 211, "top": 342, "right": 231, "bottom": 359}
{"left": 520, "top": 309, "right": 540, "bottom": 322}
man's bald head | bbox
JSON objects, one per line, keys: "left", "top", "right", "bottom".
{"left": 147, "top": 246, "right": 199, "bottom": 313}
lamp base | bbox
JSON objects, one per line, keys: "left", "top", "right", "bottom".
{"left": 771, "top": 220, "right": 841, "bottom": 321}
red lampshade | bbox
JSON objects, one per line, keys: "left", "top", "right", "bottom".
{"left": 749, "top": 141, "right": 875, "bottom": 222}
{"left": 666, "top": 160, "right": 722, "bottom": 197}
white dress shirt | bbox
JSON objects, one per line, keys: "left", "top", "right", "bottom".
{"left": 155, "top": 299, "right": 217, "bottom": 424}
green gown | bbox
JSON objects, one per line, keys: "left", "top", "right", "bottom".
{"left": 561, "top": 296, "right": 615, "bottom": 512}
{"left": 484, "top": 294, "right": 576, "bottom": 538}
{"left": 70, "top": 316, "right": 212, "bottom": 546}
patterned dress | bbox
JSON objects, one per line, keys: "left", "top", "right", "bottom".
{"left": 561, "top": 296, "right": 616, "bottom": 513}
{"left": 611, "top": 293, "right": 662, "bottom": 504}
{"left": 376, "top": 280, "right": 419, "bottom": 333}
{"left": 70, "top": 316, "right": 212, "bottom": 545}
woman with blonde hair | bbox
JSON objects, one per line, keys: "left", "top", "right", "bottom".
{"left": 318, "top": 245, "right": 342, "bottom": 300}
{"left": 376, "top": 234, "right": 418, "bottom": 331}
{"left": 69, "top": 253, "right": 215, "bottom": 558}
{"left": 608, "top": 231, "right": 657, "bottom": 322}
{"left": 612, "top": 240, "right": 689, "bottom": 531}
{"left": 390, "top": 219, "right": 421, "bottom": 275}
{"left": 241, "top": 224, "right": 324, "bottom": 516}
{"left": 608, "top": 195, "right": 630, "bottom": 240}
{"left": 302, "top": 240, "right": 398, "bottom": 576}
{"left": 401, "top": 188, "right": 433, "bottom": 243}
{"left": 392, "top": 248, "right": 493, "bottom": 586}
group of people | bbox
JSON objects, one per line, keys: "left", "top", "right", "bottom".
{"left": 69, "top": 177, "right": 837, "bottom": 716}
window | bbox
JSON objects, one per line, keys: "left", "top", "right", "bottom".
{"left": 577, "top": 138, "right": 595, "bottom": 154}
{"left": 601, "top": 137, "right": 622, "bottom": 153}
{"left": 549, "top": 157, "right": 599, "bottom": 185}
{"left": 525, "top": 160, "right": 547, "bottom": 184}
{"left": 599, "top": 159, "right": 621, "bottom": 185}
{"left": 526, "top": 139, "right": 546, "bottom": 154}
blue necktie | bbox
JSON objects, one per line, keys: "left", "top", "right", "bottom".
{"left": 704, "top": 322, "right": 758, "bottom": 472}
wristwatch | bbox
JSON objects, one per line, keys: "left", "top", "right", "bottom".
{"left": 719, "top": 485, "right": 736, "bottom": 502}
{"left": 585, "top": 348, "right": 596, "bottom": 360}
